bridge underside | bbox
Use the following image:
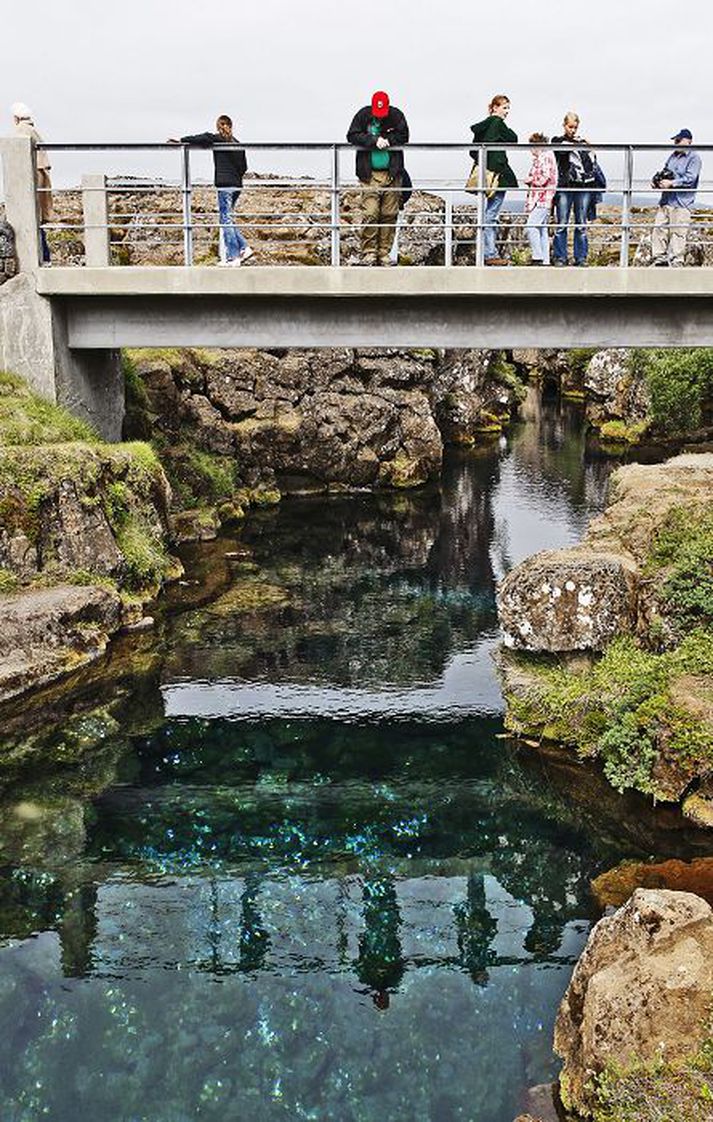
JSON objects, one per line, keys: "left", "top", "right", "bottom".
{"left": 39, "top": 267, "right": 713, "bottom": 350}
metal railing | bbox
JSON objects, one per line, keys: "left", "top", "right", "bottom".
{"left": 27, "top": 141, "right": 713, "bottom": 268}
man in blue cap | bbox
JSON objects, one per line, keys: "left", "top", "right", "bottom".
{"left": 650, "top": 128, "right": 702, "bottom": 266}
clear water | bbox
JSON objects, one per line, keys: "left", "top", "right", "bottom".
{"left": 0, "top": 397, "right": 704, "bottom": 1122}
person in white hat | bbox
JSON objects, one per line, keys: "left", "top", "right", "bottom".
{"left": 11, "top": 102, "right": 52, "bottom": 262}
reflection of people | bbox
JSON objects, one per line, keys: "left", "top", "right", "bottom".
{"left": 469, "top": 95, "right": 518, "bottom": 266}
{"left": 12, "top": 102, "right": 52, "bottom": 264}
{"left": 650, "top": 128, "right": 701, "bottom": 267}
{"left": 238, "top": 873, "right": 270, "bottom": 972}
{"left": 347, "top": 92, "right": 409, "bottom": 266}
{"left": 552, "top": 112, "right": 596, "bottom": 266}
{"left": 454, "top": 872, "right": 497, "bottom": 986}
{"left": 524, "top": 908, "right": 565, "bottom": 961}
{"left": 170, "top": 114, "right": 252, "bottom": 267}
{"left": 355, "top": 875, "right": 405, "bottom": 1003}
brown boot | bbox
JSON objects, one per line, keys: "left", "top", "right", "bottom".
{"left": 485, "top": 257, "right": 509, "bottom": 266}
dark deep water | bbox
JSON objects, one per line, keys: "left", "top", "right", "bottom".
{"left": 0, "top": 396, "right": 705, "bottom": 1122}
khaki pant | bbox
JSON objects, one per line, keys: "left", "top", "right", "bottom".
{"left": 362, "top": 170, "right": 401, "bottom": 263}
{"left": 651, "top": 204, "right": 691, "bottom": 266}
{"left": 37, "top": 168, "right": 53, "bottom": 222}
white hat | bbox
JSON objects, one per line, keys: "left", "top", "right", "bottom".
{"left": 11, "top": 102, "right": 32, "bottom": 121}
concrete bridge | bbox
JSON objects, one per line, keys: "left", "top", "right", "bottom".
{"left": 2, "top": 135, "right": 713, "bottom": 438}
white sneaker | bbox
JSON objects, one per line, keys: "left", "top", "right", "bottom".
{"left": 228, "top": 257, "right": 242, "bottom": 267}
{"left": 240, "top": 246, "right": 254, "bottom": 263}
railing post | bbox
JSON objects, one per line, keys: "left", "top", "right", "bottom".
{"left": 444, "top": 192, "right": 453, "bottom": 266}
{"left": 82, "top": 173, "right": 110, "bottom": 267}
{"left": 0, "top": 137, "right": 41, "bottom": 273}
{"left": 330, "top": 144, "right": 340, "bottom": 266}
{"left": 181, "top": 145, "right": 193, "bottom": 267}
{"left": 620, "top": 146, "right": 634, "bottom": 268}
{"left": 476, "top": 145, "right": 486, "bottom": 266}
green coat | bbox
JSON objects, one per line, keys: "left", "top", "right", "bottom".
{"left": 470, "top": 116, "right": 518, "bottom": 188}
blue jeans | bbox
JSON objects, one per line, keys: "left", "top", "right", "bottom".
{"left": 217, "top": 188, "right": 247, "bottom": 260}
{"left": 553, "top": 191, "right": 590, "bottom": 264}
{"left": 526, "top": 205, "right": 550, "bottom": 264}
{"left": 484, "top": 190, "right": 506, "bottom": 260}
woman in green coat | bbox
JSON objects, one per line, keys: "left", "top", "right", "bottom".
{"left": 470, "top": 94, "right": 518, "bottom": 264}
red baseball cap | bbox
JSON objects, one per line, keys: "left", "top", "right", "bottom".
{"left": 371, "top": 91, "right": 390, "bottom": 118}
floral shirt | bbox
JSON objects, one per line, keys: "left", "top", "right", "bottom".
{"left": 525, "top": 150, "right": 558, "bottom": 211}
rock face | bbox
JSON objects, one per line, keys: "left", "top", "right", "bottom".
{"left": 0, "top": 221, "right": 17, "bottom": 285}
{"left": 555, "top": 889, "right": 713, "bottom": 1119}
{"left": 497, "top": 452, "right": 713, "bottom": 652}
{"left": 584, "top": 348, "right": 650, "bottom": 430}
{"left": 0, "top": 584, "right": 123, "bottom": 703}
{"left": 126, "top": 346, "right": 524, "bottom": 505}
{"left": 0, "top": 442, "right": 173, "bottom": 594}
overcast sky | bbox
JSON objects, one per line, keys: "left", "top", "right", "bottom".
{"left": 3, "top": 0, "right": 711, "bottom": 186}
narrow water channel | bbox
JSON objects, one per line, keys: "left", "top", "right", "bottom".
{"left": 0, "top": 395, "right": 704, "bottom": 1122}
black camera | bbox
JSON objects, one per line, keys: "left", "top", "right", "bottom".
{"left": 652, "top": 168, "right": 672, "bottom": 188}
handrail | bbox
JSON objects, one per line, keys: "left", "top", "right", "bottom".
{"left": 5, "top": 139, "right": 711, "bottom": 270}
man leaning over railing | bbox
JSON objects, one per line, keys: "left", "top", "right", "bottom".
{"left": 650, "top": 128, "right": 702, "bottom": 267}
{"left": 347, "top": 91, "right": 409, "bottom": 266}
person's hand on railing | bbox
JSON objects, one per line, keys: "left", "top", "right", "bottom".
{"left": 375, "top": 137, "right": 390, "bottom": 150}
{"left": 167, "top": 138, "right": 180, "bottom": 145}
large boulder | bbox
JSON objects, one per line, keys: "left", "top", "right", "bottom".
{"left": 498, "top": 549, "right": 638, "bottom": 652}
{"left": 555, "top": 889, "right": 713, "bottom": 1118}
{"left": 584, "top": 348, "right": 650, "bottom": 430}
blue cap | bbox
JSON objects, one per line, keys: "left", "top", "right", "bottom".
{"left": 672, "top": 128, "right": 693, "bottom": 141}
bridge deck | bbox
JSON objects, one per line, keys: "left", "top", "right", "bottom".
{"left": 36, "top": 265, "right": 713, "bottom": 298}
{"left": 32, "top": 266, "right": 713, "bottom": 350}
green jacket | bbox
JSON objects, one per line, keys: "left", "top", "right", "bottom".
{"left": 470, "top": 115, "right": 518, "bottom": 188}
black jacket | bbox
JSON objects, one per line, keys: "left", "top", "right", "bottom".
{"left": 347, "top": 106, "right": 409, "bottom": 183}
{"left": 180, "top": 132, "right": 248, "bottom": 188}
{"left": 551, "top": 136, "right": 596, "bottom": 189}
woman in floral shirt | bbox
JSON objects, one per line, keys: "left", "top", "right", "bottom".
{"left": 524, "top": 133, "right": 558, "bottom": 265}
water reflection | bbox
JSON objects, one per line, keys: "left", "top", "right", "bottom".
{"left": 0, "top": 396, "right": 699, "bottom": 1122}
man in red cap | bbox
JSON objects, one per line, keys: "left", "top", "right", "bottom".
{"left": 347, "top": 92, "right": 409, "bottom": 265}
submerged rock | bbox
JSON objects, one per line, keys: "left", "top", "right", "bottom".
{"left": 592, "top": 857, "right": 713, "bottom": 909}
{"left": 555, "top": 888, "right": 713, "bottom": 1119}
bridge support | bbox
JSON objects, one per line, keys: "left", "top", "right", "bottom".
{"left": 0, "top": 138, "right": 124, "bottom": 440}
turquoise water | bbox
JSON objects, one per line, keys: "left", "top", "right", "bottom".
{"left": 0, "top": 399, "right": 703, "bottom": 1122}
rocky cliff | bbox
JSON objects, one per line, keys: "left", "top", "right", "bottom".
{"left": 0, "top": 372, "right": 178, "bottom": 702}
{"left": 497, "top": 453, "right": 713, "bottom": 819}
{"left": 123, "top": 345, "right": 525, "bottom": 537}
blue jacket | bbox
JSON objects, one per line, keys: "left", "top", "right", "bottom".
{"left": 659, "top": 149, "right": 701, "bottom": 209}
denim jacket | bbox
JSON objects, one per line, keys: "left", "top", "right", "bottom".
{"left": 659, "top": 149, "right": 702, "bottom": 209}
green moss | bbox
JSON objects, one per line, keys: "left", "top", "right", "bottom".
{"left": 115, "top": 513, "right": 170, "bottom": 593}
{"left": 0, "top": 373, "right": 98, "bottom": 446}
{"left": 504, "top": 629, "right": 713, "bottom": 797}
{"left": 647, "top": 505, "right": 713, "bottom": 633}
{"left": 123, "top": 347, "right": 186, "bottom": 367}
{"left": 0, "top": 568, "right": 19, "bottom": 593}
{"left": 590, "top": 1044, "right": 713, "bottom": 1122}
{"left": 599, "top": 419, "right": 649, "bottom": 446}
